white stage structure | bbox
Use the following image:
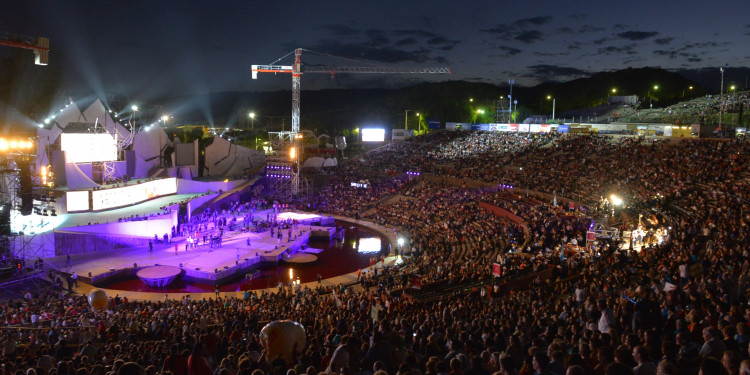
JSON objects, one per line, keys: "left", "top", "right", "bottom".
{"left": 204, "top": 136, "right": 265, "bottom": 178}
{"left": 36, "top": 99, "right": 265, "bottom": 189}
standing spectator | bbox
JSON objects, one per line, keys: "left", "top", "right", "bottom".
{"left": 188, "top": 343, "right": 211, "bottom": 375}
{"left": 598, "top": 300, "right": 616, "bottom": 334}
{"left": 701, "top": 328, "right": 727, "bottom": 359}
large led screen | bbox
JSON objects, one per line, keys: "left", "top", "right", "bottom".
{"left": 92, "top": 178, "right": 177, "bottom": 210}
{"left": 66, "top": 191, "right": 90, "bottom": 212}
{"left": 60, "top": 133, "right": 118, "bottom": 163}
{"left": 361, "top": 128, "right": 385, "bottom": 142}
{"left": 357, "top": 237, "right": 382, "bottom": 253}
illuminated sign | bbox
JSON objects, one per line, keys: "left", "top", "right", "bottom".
{"left": 350, "top": 181, "right": 369, "bottom": 188}
{"left": 361, "top": 128, "right": 385, "bottom": 142}
{"left": 66, "top": 191, "right": 90, "bottom": 212}
{"left": 92, "top": 178, "right": 177, "bottom": 210}
{"left": 60, "top": 133, "right": 118, "bottom": 164}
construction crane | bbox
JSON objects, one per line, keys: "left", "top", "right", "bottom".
{"left": 251, "top": 48, "right": 451, "bottom": 134}
{"left": 252, "top": 48, "right": 449, "bottom": 201}
{"left": 0, "top": 32, "right": 49, "bottom": 65}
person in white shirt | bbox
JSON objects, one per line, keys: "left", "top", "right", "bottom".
{"left": 597, "top": 299, "right": 615, "bottom": 334}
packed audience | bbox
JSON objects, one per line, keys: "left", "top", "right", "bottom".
{"left": 1, "top": 131, "right": 749, "bottom": 375}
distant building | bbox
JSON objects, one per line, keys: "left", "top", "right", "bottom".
{"left": 608, "top": 95, "right": 638, "bottom": 106}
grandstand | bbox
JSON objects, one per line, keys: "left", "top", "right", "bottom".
{"left": 0, "top": 130, "right": 748, "bottom": 375}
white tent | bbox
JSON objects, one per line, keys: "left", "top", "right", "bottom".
{"left": 303, "top": 156, "right": 325, "bottom": 169}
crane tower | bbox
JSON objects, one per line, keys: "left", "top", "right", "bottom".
{"left": 0, "top": 32, "right": 49, "bottom": 65}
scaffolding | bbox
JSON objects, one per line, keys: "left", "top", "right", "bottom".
{"left": 495, "top": 96, "right": 511, "bottom": 124}
{"left": 265, "top": 132, "right": 310, "bottom": 201}
{"left": 0, "top": 152, "right": 52, "bottom": 285}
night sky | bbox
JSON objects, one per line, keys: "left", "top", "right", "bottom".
{"left": 2, "top": 0, "right": 749, "bottom": 99}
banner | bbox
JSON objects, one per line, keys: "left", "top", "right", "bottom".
{"left": 557, "top": 124, "right": 569, "bottom": 133}
{"left": 470, "top": 124, "right": 490, "bottom": 131}
{"left": 446, "top": 122, "right": 469, "bottom": 131}
{"left": 411, "top": 274, "right": 422, "bottom": 289}
{"left": 586, "top": 231, "right": 596, "bottom": 241}
{"left": 492, "top": 263, "right": 502, "bottom": 277}
{"left": 518, "top": 124, "right": 530, "bottom": 132}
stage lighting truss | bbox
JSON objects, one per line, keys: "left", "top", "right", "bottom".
{"left": 0, "top": 144, "right": 53, "bottom": 284}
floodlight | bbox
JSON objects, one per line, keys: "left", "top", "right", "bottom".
{"left": 610, "top": 194, "right": 623, "bottom": 206}
{"left": 131, "top": 105, "right": 138, "bottom": 111}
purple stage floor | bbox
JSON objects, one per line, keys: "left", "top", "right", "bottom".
{"left": 64, "top": 210, "right": 388, "bottom": 292}
{"left": 103, "top": 224, "right": 385, "bottom": 292}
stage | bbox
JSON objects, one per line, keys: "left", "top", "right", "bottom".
{"left": 63, "top": 210, "right": 335, "bottom": 285}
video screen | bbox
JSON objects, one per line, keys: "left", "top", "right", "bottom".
{"left": 357, "top": 237, "right": 382, "bottom": 253}
{"left": 66, "top": 191, "right": 90, "bottom": 212}
{"left": 361, "top": 128, "right": 385, "bottom": 142}
{"left": 60, "top": 133, "right": 118, "bottom": 163}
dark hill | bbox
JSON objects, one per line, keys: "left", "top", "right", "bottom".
{"left": 160, "top": 67, "right": 708, "bottom": 135}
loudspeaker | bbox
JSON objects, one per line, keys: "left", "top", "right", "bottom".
{"left": 18, "top": 161, "right": 33, "bottom": 216}
{"left": 335, "top": 136, "right": 347, "bottom": 150}
{"left": 0, "top": 203, "right": 10, "bottom": 236}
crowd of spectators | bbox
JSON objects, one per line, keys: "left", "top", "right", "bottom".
{"left": 1, "top": 131, "right": 749, "bottom": 375}
{"left": 615, "top": 91, "right": 750, "bottom": 126}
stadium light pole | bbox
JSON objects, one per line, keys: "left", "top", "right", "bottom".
{"left": 131, "top": 105, "right": 138, "bottom": 130}
{"left": 682, "top": 85, "right": 693, "bottom": 98}
{"left": 547, "top": 96, "right": 555, "bottom": 121}
{"left": 249, "top": 112, "right": 255, "bottom": 130}
{"left": 719, "top": 67, "right": 724, "bottom": 132}
{"left": 405, "top": 110, "right": 420, "bottom": 132}
{"left": 648, "top": 85, "right": 659, "bottom": 108}
{"left": 508, "top": 78, "right": 515, "bottom": 123}
{"left": 608, "top": 88, "right": 616, "bottom": 105}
